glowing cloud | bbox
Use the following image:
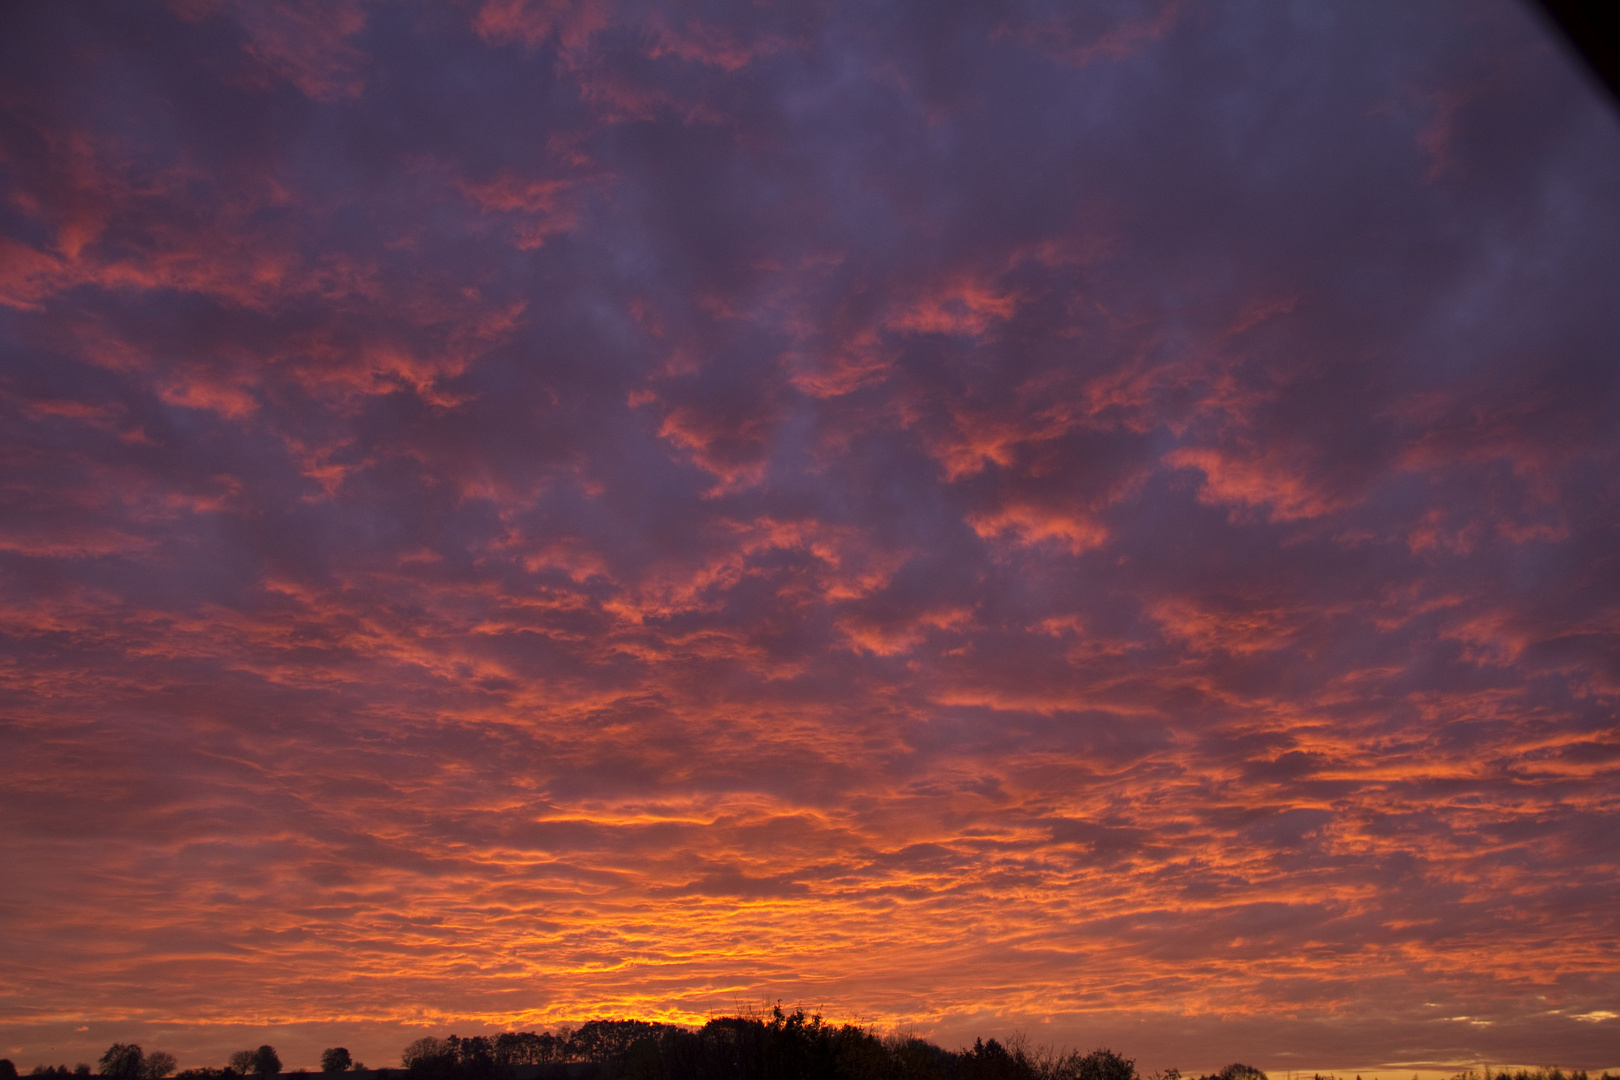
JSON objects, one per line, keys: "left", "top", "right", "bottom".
{"left": 0, "top": 1, "right": 1617, "bottom": 1075}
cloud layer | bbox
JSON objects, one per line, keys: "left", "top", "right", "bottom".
{"left": 1, "top": 0, "right": 1617, "bottom": 1072}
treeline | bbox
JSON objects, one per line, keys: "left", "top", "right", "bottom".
{"left": 383, "top": 1013, "right": 1155, "bottom": 1080}
{"left": 1, "top": 1013, "right": 1614, "bottom": 1080}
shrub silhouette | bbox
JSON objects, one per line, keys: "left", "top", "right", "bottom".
{"left": 1203, "top": 1065, "right": 1266, "bottom": 1080}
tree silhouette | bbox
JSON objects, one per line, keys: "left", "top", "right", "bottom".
{"left": 100, "top": 1046, "right": 144, "bottom": 1080}
{"left": 402, "top": 1039, "right": 454, "bottom": 1076}
{"left": 958, "top": 1036, "right": 1036, "bottom": 1080}
{"left": 490, "top": 1034, "right": 561, "bottom": 1068}
{"left": 225, "top": 1050, "right": 280, "bottom": 1078}
{"left": 181, "top": 1015, "right": 1294, "bottom": 1080}
{"left": 446, "top": 1037, "right": 493, "bottom": 1080}
{"left": 1072, "top": 1049, "right": 1138, "bottom": 1080}
{"left": 1206, "top": 1066, "right": 1266, "bottom": 1080}
{"left": 141, "top": 1054, "right": 177, "bottom": 1080}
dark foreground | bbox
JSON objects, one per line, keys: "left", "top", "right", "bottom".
{"left": 10, "top": 1013, "right": 1618, "bottom": 1080}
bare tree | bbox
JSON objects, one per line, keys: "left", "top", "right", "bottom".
{"left": 400, "top": 1041, "right": 446, "bottom": 1071}
{"left": 99, "top": 1046, "right": 143, "bottom": 1080}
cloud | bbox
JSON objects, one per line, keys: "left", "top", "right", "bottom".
{"left": 1163, "top": 445, "right": 1352, "bottom": 522}
{"left": 1, "top": 0, "right": 1618, "bottom": 1073}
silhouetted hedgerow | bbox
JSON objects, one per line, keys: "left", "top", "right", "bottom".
{"left": 23, "top": 1032, "right": 1620, "bottom": 1080}
{"left": 384, "top": 1008, "right": 1152, "bottom": 1080}
{"left": 360, "top": 1016, "right": 1619, "bottom": 1080}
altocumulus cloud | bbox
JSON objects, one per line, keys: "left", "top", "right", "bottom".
{"left": 0, "top": 0, "right": 1617, "bottom": 1073}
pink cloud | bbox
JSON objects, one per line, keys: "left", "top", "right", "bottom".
{"left": 1164, "top": 445, "right": 1352, "bottom": 522}
{"left": 1, "top": 0, "right": 1616, "bottom": 1072}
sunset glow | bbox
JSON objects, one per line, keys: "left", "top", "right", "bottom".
{"left": 1, "top": 0, "right": 1617, "bottom": 1075}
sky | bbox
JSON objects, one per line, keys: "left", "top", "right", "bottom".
{"left": 2, "top": 0, "right": 1618, "bottom": 1074}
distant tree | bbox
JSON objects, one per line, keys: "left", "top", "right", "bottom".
{"left": 396, "top": 1036, "right": 440, "bottom": 1075}
{"left": 832, "top": 1028, "right": 890, "bottom": 1080}
{"left": 491, "top": 1033, "right": 560, "bottom": 1067}
{"left": 959, "top": 1037, "right": 1036, "bottom": 1080}
{"left": 0, "top": 1060, "right": 15, "bottom": 1080}
{"left": 447, "top": 1037, "right": 493, "bottom": 1080}
{"left": 142, "top": 1054, "right": 177, "bottom": 1080}
{"left": 249, "top": 1050, "right": 280, "bottom": 1078}
{"left": 100, "top": 1046, "right": 145, "bottom": 1080}
{"left": 227, "top": 1054, "right": 255, "bottom": 1076}
{"left": 569, "top": 1021, "right": 685, "bottom": 1066}
{"left": 401, "top": 1039, "right": 460, "bottom": 1079}
{"left": 317, "top": 1052, "right": 349, "bottom": 1075}
{"left": 1074, "top": 1049, "right": 1138, "bottom": 1080}
{"left": 1211, "top": 1066, "right": 1266, "bottom": 1080}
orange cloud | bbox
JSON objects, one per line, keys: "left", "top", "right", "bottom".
{"left": 459, "top": 173, "right": 581, "bottom": 249}
{"left": 968, "top": 503, "right": 1108, "bottom": 555}
{"left": 883, "top": 279, "right": 1022, "bottom": 338}
{"left": 3, "top": 1, "right": 1617, "bottom": 1071}
{"left": 1164, "top": 445, "right": 1351, "bottom": 521}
